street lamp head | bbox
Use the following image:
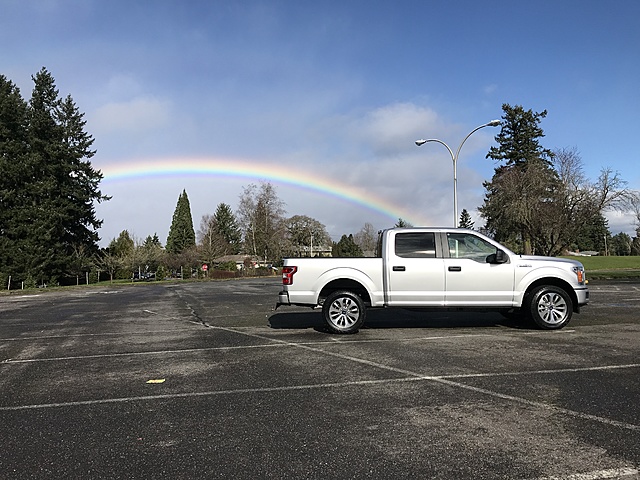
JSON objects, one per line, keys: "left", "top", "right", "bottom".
{"left": 488, "top": 119, "right": 501, "bottom": 127}
{"left": 415, "top": 139, "right": 427, "bottom": 146}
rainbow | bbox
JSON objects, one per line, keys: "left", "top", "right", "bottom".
{"left": 100, "top": 157, "right": 427, "bottom": 225}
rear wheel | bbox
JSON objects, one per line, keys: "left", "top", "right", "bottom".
{"left": 322, "top": 290, "right": 366, "bottom": 334}
{"left": 527, "top": 285, "right": 573, "bottom": 329}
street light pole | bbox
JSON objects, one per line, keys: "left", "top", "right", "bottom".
{"left": 416, "top": 119, "right": 501, "bottom": 227}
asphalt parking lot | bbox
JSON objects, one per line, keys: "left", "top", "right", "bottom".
{"left": 0, "top": 278, "right": 638, "bottom": 479}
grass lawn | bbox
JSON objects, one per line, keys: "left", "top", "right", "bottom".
{"left": 561, "top": 255, "right": 640, "bottom": 279}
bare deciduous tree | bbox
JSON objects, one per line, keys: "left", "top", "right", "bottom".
{"left": 353, "top": 223, "right": 378, "bottom": 256}
{"left": 96, "top": 250, "right": 122, "bottom": 283}
{"left": 197, "top": 214, "right": 230, "bottom": 264}
{"left": 626, "top": 190, "right": 640, "bottom": 228}
{"left": 237, "top": 182, "right": 287, "bottom": 263}
{"left": 482, "top": 146, "right": 633, "bottom": 256}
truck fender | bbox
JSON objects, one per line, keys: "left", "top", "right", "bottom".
{"left": 514, "top": 266, "right": 579, "bottom": 307}
{"left": 313, "top": 267, "right": 383, "bottom": 306}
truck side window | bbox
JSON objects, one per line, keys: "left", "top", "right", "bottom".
{"left": 395, "top": 233, "right": 436, "bottom": 258}
{"left": 447, "top": 233, "right": 497, "bottom": 262}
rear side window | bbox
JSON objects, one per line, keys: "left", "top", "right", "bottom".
{"left": 395, "top": 233, "right": 436, "bottom": 258}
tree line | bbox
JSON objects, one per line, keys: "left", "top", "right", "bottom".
{"left": 2, "top": 70, "right": 640, "bottom": 288}
{"left": 99, "top": 183, "right": 387, "bottom": 282}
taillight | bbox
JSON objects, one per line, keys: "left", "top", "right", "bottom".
{"left": 282, "top": 266, "right": 297, "bottom": 285}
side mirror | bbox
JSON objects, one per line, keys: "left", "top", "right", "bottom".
{"left": 486, "top": 249, "right": 508, "bottom": 264}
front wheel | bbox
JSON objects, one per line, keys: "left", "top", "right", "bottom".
{"left": 322, "top": 290, "right": 366, "bottom": 334}
{"left": 527, "top": 286, "right": 573, "bottom": 330}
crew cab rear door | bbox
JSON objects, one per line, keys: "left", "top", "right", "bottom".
{"left": 385, "top": 231, "right": 445, "bottom": 306}
{"left": 443, "top": 231, "right": 515, "bottom": 306}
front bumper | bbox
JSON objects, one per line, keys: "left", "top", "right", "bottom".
{"left": 576, "top": 286, "right": 589, "bottom": 307}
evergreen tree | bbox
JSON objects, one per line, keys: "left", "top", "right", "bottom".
{"left": 332, "top": 234, "right": 363, "bottom": 257}
{"left": 23, "top": 68, "right": 64, "bottom": 280}
{"left": 140, "top": 233, "right": 163, "bottom": 274}
{"left": 395, "top": 218, "right": 413, "bottom": 227}
{"left": 108, "top": 230, "right": 135, "bottom": 257}
{"left": 213, "top": 203, "right": 241, "bottom": 253}
{"left": 142, "top": 234, "right": 162, "bottom": 249}
{"left": 0, "top": 75, "right": 29, "bottom": 285}
{"left": 610, "top": 232, "right": 631, "bottom": 256}
{"left": 166, "top": 190, "right": 196, "bottom": 254}
{"left": 0, "top": 69, "right": 107, "bottom": 284}
{"left": 631, "top": 228, "right": 640, "bottom": 256}
{"left": 574, "top": 214, "right": 610, "bottom": 253}
{"left": 480, "top": 104, "right": 557, "bottom": 254}
{"left": 57, "top": 93, "right": 107, "bottom": 244}
{"left": 486, "top": 105, "right": 553, "bottom": 168}
{"left": 458, "top": 209, "right": 474, "bottom": 229}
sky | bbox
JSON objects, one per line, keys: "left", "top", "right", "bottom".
{"left": 2, "top": 0, "right": 639, "bottom": 246}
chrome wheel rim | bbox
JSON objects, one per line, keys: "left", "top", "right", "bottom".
{"left": 537, "top": 292, "right": 568, "bottom": 325}
{"left": 328, "top": 296, "right": 360, "bottom": 330}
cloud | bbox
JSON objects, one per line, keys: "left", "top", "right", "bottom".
{"left": 483, "top": 84, "right": 498, "bottom": 95}
{"left": 92, "top": 96, "right": 172, "bottom": 134}
{"left": 605, "top": 210, "right": 638, "bottom": 236}
{"left": 352, "top": 103, "right": 441, "bottom": 157}
{"left": 291, "top": 103, "right": 467, "bottom": 228}
{"left": 102, "top": 74, "right": 145, "bottom": 100}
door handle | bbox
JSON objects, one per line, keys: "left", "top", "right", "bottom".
{"left": 448, "top": 266, "right": 462, "bottom": 272}
{"left": 392, "top": 266, "right": 406, "bottom": 272}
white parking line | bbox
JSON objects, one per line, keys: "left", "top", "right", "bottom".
{"left": 1, "top": 342, "right": 290, "bottom": 363}
{"left": 0, "top": 329, "right": 190, "bottom": 342}
{"left": 432, "top": 376, "right": 639, "bottom": 432}
{"left": 0, "top": 376, "right": 421, "bottom": 411}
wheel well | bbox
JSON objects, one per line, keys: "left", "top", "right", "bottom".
{"left": 319, "top": 279, "right": 371, "bottom": 306}
{"left": 524, "top": 278, "right": 579, "bottom": 312}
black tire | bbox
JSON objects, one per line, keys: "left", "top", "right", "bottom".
{"left": 322, "top": 290, "right": 366, "bottom": 334}
{"left": 526, "top": 285, "right": 573, "bottom": 330}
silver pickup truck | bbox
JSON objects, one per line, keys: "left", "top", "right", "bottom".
{"left": 276, "top": 227, "right": 589, "bottom": 334}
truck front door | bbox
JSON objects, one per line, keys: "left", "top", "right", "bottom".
{"left": 443, "top": 232, "right": 514, "bottom": 306}
{"left": 386, "top": 231, "right": 445, "bottom": 306}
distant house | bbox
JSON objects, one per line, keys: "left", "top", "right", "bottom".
{"left": 213, "top": 255, "right": 260, "bottom": 270}
{"left": 567, "top": 251, "right": 599, "bottom": 257}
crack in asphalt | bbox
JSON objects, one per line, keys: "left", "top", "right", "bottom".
{"left": 168, "top": 287, "right": 209, "bottom": 328}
